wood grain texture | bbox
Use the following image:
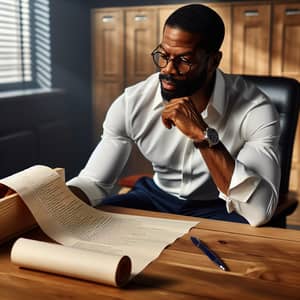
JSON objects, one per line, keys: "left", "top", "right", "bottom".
{"left": 1, "top": 206, "right": 300, "bottom": 299}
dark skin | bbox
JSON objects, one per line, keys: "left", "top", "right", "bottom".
{"left": 160, "top": 25, "right": 234, "bottom": 195}
{"left": 69, "top": 25, "right": 235, "bottom": 204}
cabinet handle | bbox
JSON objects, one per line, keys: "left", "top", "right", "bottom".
{"left": 244, "top": 10, "right": 259, "bottom": 17}
{"left": 285, "top": 9, "right": 300, "bottom": 16}
{"left": 134, "top": 15, "right": 147, "bottom": 22}
{"left": 102, "top": 16, "right": 114, "bottom": 23}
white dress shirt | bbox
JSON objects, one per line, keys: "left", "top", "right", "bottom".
{"left": 68, "top": 70, "right": 281, "bottom": 226}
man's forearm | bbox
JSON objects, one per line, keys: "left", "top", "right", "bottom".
{"left": 197, "top": 141, "right": 235, "bottom": 195}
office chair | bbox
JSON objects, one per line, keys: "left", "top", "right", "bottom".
{"left": 118, "top": 75, "right": 300, "bottom": 227}
{"left": 243, "top": 75, "right": 299, "bottom": 227}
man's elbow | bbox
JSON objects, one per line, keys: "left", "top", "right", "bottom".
{"left": 247, "top": 210, "right": 273, "bottom": 227}
{"left": 239, "top": 181, "right": 278, "bottom": 227}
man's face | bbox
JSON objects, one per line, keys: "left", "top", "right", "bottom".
{"left": 158, "top": 26, "right": 210, "bottom": 101}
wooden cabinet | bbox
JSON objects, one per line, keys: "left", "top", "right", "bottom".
{"left": 271, "top": 2, "right": 300, "bottom": 193}
{"left": 232, "top": 4, "right": 271, "bottom": 75}
{"left": 272, "top": 3, "right": 300, "bottom": 81}
{"left": 92, "top": 10, "right": 124, "bottom": 139}
{"left": 92, "top": 8, "right": 158, "bottom": 140}
{"left": 92, "top": 7, "right": 156, "bottom": 174}
{"left": 125, "top": 9, "right": 158, "bottom": 175}
{"left": 125, "top": 8, "right": 158, "bottom": 86}
{"left": 232, "top": 1, "right": 300, "bottom": 79}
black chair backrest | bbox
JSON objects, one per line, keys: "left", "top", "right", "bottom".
{"left": 242, "top": 75, "right": 300, "bottom": 194}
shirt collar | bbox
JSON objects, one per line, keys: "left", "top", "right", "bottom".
{"left": 152, "top": 73, "right": 165, "bottom": 110}
{"left": 201, "top": 69, "right": 226, "bottom": 121}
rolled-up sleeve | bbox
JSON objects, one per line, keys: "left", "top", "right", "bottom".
{"left": 219, "top": 101, "right": 281, "bottom": 226}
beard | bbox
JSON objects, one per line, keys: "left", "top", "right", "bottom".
{"left": 159, "top": 68, "right": 208, "bottom": 101}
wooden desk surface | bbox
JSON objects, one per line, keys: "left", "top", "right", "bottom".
{"left": 1, "top": 206, "right": 300, "bottom": 300}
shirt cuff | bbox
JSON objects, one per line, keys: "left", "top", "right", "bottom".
{"left": 67, "top": 176, "right": 108, "bottom": 207}
{"left": 219, "top": 160, "right": 261, "bottom": 212}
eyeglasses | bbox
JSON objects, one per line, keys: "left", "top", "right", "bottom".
{"left": 151, "top": 46, "right": 195, "bottom": 75}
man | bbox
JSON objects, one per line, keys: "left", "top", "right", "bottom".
{"left": 68, "top": 4, "right": 280, "bottom": 226}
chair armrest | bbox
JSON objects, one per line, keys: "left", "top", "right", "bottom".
{"left": 274, "top": 192, "right": 298, "bottom": 217}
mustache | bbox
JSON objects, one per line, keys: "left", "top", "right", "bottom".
{"left": 159, "top": 73, "right": 180, "bottom": 84}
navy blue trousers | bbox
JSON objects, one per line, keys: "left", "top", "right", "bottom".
{"left": 101, "top": 177, "right": 248, "bottom": 224}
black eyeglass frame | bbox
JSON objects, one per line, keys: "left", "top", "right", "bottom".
{"left": 150, "top": 45, "right": 196, "bottom": 76}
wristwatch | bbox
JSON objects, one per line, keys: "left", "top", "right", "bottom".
{"left": 194, "top": 127, "right": 219, "bottom": 148}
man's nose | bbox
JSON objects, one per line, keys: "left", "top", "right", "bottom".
{"left": 161, "top": 59, "right": 178, "bottom": 75}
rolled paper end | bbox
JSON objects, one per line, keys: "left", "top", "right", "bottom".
{"left": 11, "top": 238, "right": 133, "bottom": 288}
{"left": 115, "top": 255, "right": 132, "bottom": 287}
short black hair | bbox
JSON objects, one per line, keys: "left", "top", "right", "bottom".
{"left": 164, "top": 4, "right": 225, "bottom": 52}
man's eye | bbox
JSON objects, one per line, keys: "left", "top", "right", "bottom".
{"left": 160, "top": 53, "right": 169, "bottom": 60}
{"left": 179, "top": 57, "right": 192, "bottom": 64}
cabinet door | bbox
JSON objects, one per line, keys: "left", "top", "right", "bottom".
{"left": 92, "top": 10, "right": 124, "bottom": 141}
{"left": 125, "top": 8, "right": 158, "bottom": 87}
{"left": 206, "top": 3, "right": 232, "bottom": 73}
{"left": 232, "top": 5, "right": 271, "bottom": 75}
{"left": 271, "top": 3, "right": 300, "bottom": 81}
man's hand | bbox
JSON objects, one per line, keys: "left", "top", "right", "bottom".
{"left": 161, "top": 96, "right": 235, "bottom": 195}
{"left": 161, "top": 97, "right": 207, "bottom": 141}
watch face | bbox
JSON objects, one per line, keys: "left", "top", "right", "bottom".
{"left": 205, "top": 128, "right": 219, "bottom": 147}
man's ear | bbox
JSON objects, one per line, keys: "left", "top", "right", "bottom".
{"left": 215, "top": 51, "right": 222, "bottom": 67}
{"left": 209, "top": 51, "right": 222, "bottom": 69}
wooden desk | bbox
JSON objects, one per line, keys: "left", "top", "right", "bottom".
{"left": 1, "top": 206, "right": 300, "bottom": 300}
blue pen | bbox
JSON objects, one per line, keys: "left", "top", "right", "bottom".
{"left": 190, "top": 236, "right": 228, "bottom": 271}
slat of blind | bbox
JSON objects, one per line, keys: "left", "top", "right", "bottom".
{"left": 0, "top": 3, "right": 18, "bottom": 10}
{"left": 34, "top": 0, "right": 51, "bottom": 88}
{"left": 21, "top": 0, "right": 31, "bottom": 81}
{"left": 0, "top": 0, "right": 32, "bottom": 85}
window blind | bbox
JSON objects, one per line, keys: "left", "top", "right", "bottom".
{"left": 0, "top": 0, "right": 32, "bottom": 86}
